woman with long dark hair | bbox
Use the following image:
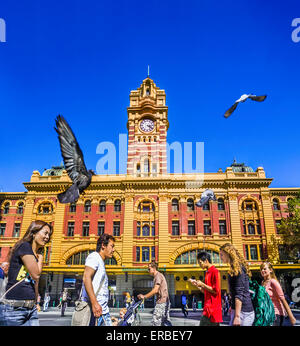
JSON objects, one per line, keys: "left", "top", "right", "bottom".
{"left": 0, "top": 220, "right": 53, "bottom": 326}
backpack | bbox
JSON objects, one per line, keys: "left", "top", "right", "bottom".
{"left": 249, "top": 280, "right": 275, "bottom": 326}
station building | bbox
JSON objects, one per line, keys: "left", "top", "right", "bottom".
{"left": 1, "top": 77, "right": 299, "bottom": 307}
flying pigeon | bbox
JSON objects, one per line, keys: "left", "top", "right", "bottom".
{"left": 224, "top": 94, "right": 267, "bottom": 118}
{"left": 54, "top": 115, "right": 95, "bottom": 204}
{"left": 196, "top": 189, "right": 217, "bottom": 207}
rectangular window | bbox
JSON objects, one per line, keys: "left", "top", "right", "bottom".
{"left": 259, "top": 244, "right": 264, "bottom": 260}
{"left": 137, "top": 222, "right": 141, "bottom": 237}
{"left": 256, "top": 220, "right": 261, "bottom": 234}
{"left": 82, "top": 222, "right": 90, "bottom": 237}
{"left": 275, "top": 220, "right": 281, "bottom": 234}
{"left": 142, "top": 247, "right": 149, "bottom": 262}
{"left": 98, "top": 221, "right": 105, "bottom": 236}
{"left": 151, "top": 221, "right": 155, "bottom": 236}
{"left": 0, "top": 223, "right": 6, "bottom": 237}
{"left": 152, "top": 164, "right": 157, "bottom": 176}
{"left": 203, "top": 220, "right": 211, "bottom": 235}
{"left": 248, "top": 223, "right": 255, "bottom": 235}
{"left": 243, "top": 220, "right": 246, "bottom": 234}
{"left": 188, "top": 220, "right": 195, "bottom": 235}
{"left": 172, "top": 221, "right": 180, "bottom": 236}
{"left": 151, "top": 246, "right": 155, "bottom": 260}
{"left": 136, "top": 247, "right": 140, "bottom": 262}
{"left": 113, "top": 221, "right": 120, "bottom": 237}
{"left": 219, "top": 220, "right": 227, "bottom": 235}
{"left": 250, "top": 245, "right": 258, "bottom": 260}
{"left": 142, "top": 224, "right": 150, "bottom": 236}
{"left": 67, "top": 222, "right": 75, "bottom": 237}
{"left": 245, "top": 245, "right": 249, "bottom": 260}
{"left": 13, "top": 223, "right": 20, "bottom": 237}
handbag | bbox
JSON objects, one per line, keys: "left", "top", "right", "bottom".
{"left": 71, "top": 275, "right": 105, "bottom": 326}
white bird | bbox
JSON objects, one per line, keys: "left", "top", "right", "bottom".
{"left": 224, "top": 94, "right": 267, "bottom": 118}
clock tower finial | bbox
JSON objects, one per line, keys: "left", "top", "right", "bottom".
{"left": 147, "top": 65, "right": 150, "bottom": 77}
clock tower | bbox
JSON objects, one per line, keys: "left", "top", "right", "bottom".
{"left": 127, "top": 77, "right": 169, "bottom": 176}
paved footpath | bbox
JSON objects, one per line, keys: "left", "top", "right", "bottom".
{"left": 38, "top": 308, "right": 300, "bottom": 326}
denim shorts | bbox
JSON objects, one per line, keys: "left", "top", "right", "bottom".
{"left": 0, "top": 303, "right": 39, "bottom": 326}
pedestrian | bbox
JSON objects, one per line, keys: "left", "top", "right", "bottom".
{"left": 0, "top": 220, "right": 52, "bottom": 326}
{"left": 43, "top": 292, "right": 51, "bottom": 312}
{"left": 192, "top": 294, "right": 197, "bottom": 312}
{"left": 81, "top": 233, "right": 115, "bottom": 326}
{"left": 60, "top": 288, "right": 70, "bottom": 316}
{"left": 0, "top": 262, "right": 9, "bottom": 298}
{"left": 181, "top": 293, "right": 188, "bottom": 317}
{"left": 223, "top": 292, "right": 230, "bottom": 316}
{"left": 220, "top": 243, "right": 254, "bottom": 326}
{"left": 137, "top": 260, "right": 172, "bottom": 326}
{"left": 260, "top": 261, "right": 296, "bottom": 326}
{"left": 189, "top": 251, "right": 223, "bottom": 326}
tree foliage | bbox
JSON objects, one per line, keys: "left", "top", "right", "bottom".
{"left": 278, "top": 191, "right": 300, "bottom": 262}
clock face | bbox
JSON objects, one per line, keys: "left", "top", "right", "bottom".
{"left": 140, "top": 118, "right": 155, "bottom": 133}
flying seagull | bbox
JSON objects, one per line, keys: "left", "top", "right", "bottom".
{"left": 196, "top": 189, "right": 217, "bottom": 207}
{"left": 224, "top": 94, "right": 267, "bottom": 118}
{"left": 54, "top": 115, "right": 95, "bottom": 204}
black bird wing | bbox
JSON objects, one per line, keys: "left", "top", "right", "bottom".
{"left": 54, "top": 115, "right": 89, "bottom": 184}
{"left": 224, "top": 102, "right": 238, "bottom": 118}
{"left": 248, "top": 95, "right": 267, "bottom": 102}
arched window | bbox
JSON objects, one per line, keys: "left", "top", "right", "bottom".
{"left": 66, "top": 250, "right": 117, "bottom": 265}
{"left": 242, "top": 199, "right": 258, "bottom": 211}
{"left": 99, "top": 200, "right": 106, "bottom": 212}
{"left": 38, "top": 202, "right": 53, "bottom": 214}
{"left": 138, "top": 200, "right": 155, "bottom": 213}
{"left": 172, "top": 199, "right": 179, "bottom": 212}
{"left": 3, "top": 202, "right": 9, "bottom": 214}
{"left": 84, "top": 200, "right": 91, "bottom": 213}
{"left": 187, "top": 198, "right": 194, "bottom": 211}
{"left": 17, "top": 202, "right": 24, "bottom": 214}
{"left": 273, "top": 198, "right": 280, "bottom": 211}
{"left": 202, "top": 202, "right": 210, "bottom": 211}
{"left": 218, "top": 198, "right": 225, "bottom": 210}
{"left": 114, "top": 199, "right": 121, "bottom": 212}
{"left": 175, "top": 249, "right": 221, "bottom": 265}
{"left": 144, "top": 158, "right": 150, "bottom": 173}
{"left": 69, "top": 202, "right": 76, "bottom": 213}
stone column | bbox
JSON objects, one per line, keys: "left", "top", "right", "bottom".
{"left": 122, "top": 194, "right": 134, "bottom": 267}
{"left": 227, "top": 192, "right": 244, "bottom": 255}
{"left": 158, "top": 193, "right": 169, "bottom": 265}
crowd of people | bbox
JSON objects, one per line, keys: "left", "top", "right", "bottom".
{"left": 0, "top": 220, "right": 297, "bottom": 326}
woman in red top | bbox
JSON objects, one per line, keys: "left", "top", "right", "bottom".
{"left": 260, "top": 261, "right": 296, "bottom": 326}
{"left": 189, "top": 251, "right": 222, "bottom": 326}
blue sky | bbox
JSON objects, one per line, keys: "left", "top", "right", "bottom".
{"left": 0, "top": 0, "right": 299, "bottom": 192}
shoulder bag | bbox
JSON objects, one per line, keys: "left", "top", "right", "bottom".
{"left": 71, "top": 275, "right": 105, "bottom": 326}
